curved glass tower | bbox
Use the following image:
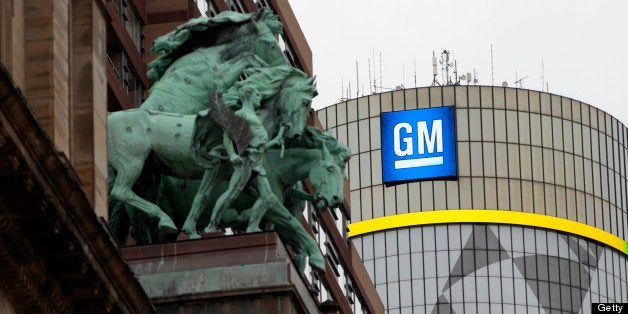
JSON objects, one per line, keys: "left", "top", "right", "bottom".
{"left": 317, "top": 86, "right": 627, "bottom": 313}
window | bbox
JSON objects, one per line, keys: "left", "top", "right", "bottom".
{"left": 469, "top": 109, "right": 482, "bottom": 141}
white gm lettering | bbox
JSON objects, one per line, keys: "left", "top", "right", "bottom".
{"left": 417, "top": 120, "right": 443, "bottom": 154}
{"left": 393, "top": 120, "right": 443, "bottom": 156}
{"left": 392, "top": 119, "right": 444, "bottom": 169}
{"left": 393, "top": 122, "right": 413, "bottom": 156}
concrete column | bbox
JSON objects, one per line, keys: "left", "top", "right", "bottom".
{"left": 24, "top": 0, "right": 71, "bottom": 155}
{"left": 0, "top": 0, "right": 25, "bottom": 89}
{"left": 70, "top": 0, "right": 108, "bottom": 217}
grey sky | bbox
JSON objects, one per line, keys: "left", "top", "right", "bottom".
{"left": 289, "top": 0, "right": 628, "bottom": 125}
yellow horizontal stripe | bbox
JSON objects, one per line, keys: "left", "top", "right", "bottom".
{"left": 348, "top": 210, "right": 628, "bottom": 255}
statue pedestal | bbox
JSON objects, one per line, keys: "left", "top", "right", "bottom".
{"left": 121, "top": 232, "right": 319, "bottom": 313}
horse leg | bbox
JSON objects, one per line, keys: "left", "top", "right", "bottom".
{"left": 264, "top": 204, "right": 325, "bottom": 272}
{"left": 246, "top": 175, "right": 279, "bottom": 232}
{"left": 182, "top": 167, "right": 219, "bottom": 238}
{"left": 204, "top": 163, "right": 252, "bottom": 233}
{"left": 110, "top": 161, "right": 177, "bottom": 234}
{"left": 294, "top": 249, "right": 307, "bottom": 274}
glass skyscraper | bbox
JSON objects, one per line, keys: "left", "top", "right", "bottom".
{"left": 317, "top": 86, "right": 628, "bottom": 313}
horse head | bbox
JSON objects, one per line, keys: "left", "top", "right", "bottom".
{"left": 276, "top": 70, "right": 317, "bottom": 138}
{"left": 307, "top": 144, "right": 346, "bottom": 210}
{"left": 294, "top": 126, "right": 350, "bottom": 210}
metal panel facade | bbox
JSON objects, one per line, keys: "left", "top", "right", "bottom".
{"left": 318, "top": 86, "right": 628, "bottom": 313}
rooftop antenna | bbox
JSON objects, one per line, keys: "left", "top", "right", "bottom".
{"left": 514, "top": 73, "right": 529, "bottom": 88}
{"left": 439, "top": 50, "right": 454, "bottom": 85}
{"left": 340, "top": 78, "right": 344, "bottom": 101}
{"left": 402, "top": 66, "right": 405, "bottom": 87}
{"left": 379, "top": 52, "right": 383, "bottom": 94}
{"left": 453, "top": 59, "right": 459, "bottom": 85}
{"left": 490, "top": 44, "right": 494, "bottom": 86}
{"left": 413, "top": 59, "right": 417, "bottom": 88}
{"left": 431, "top": 51, "right": 440, "bottom": 86}
{"left": 355, "top": 60, "right": 359, "bottom": 98}
{"left": 372, "top": 49, "right": 377, "bottom": 94}
{"left": 541, "top": 58, "right": 545, "bottom": 92}
{"left": 368, "top": 59, "right": 373, "bottom": 94}
{"left": 473, "top": 68, "right": 478, "bottom": 85}
{"left": 348, "top": 81, "right": 352, "bottom": 100}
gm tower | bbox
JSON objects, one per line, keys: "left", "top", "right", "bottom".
{"left": 317, "top": 85, "right": 627, "bottom": 313}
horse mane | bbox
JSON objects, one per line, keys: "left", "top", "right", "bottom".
{"left": 222, "top": 66, "right": 316, "bottom": 111}
{"left": 222, "top": 65, "right": 293, "bottom": 109}
{"left": 287, "top": 126, "right": 351, "bottom": 165}
{"left": 147, "top": 8, "right": 281, "bottom": 80}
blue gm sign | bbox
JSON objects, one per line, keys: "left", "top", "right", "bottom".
{"left": 381, "top": 106, "right": 457, "bottom": 184}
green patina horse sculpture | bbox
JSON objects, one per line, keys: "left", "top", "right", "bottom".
{"left": 108, "top": 109, "right": 348, "bottom": 271}
{"left": 109, "top": 65, "right": 316, "bottom": 231}
{"left": 107, "top": 9, "right": 353, "bottom": 274}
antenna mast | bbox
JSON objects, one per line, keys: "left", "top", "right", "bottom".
{"left": 356, "top": 60, "right": 359, "bottom": 98}
{"left": 453, "top": 59, "right": 459, "bottom": 85}
{"left": 514, "top": 73, "right": 529, "bottom": 88}
{"left": 379, "top": 52, "right": 383, "bottom": 94}
{"left": 431, "top": 51, "right": 439, "bottom": 86}
{"left": 341, "top": 78, "right": 344, "bottom": 101}
{"left": 368, "top": 59, "right": 373, "bottom": 94}
{"left": 439, "top": 50, "right": 454, "bottom": 85}
{"left": 413, "top": 59, "right": 417, "bottom": 88}
{"left": 372, "top": 49, "right": 377, "bottom": 94}
{"left": 402, "top": 66, "right": 405, "bottom": 87}
{"left": 541, "top": 58, "right": 545, "bottom": 92}
{"left": 490, "top": 44, "right": 494, "bottom": 86}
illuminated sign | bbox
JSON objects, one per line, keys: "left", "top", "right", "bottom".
{"left": 380, "top": 106, "right": 457, "bottom": 184}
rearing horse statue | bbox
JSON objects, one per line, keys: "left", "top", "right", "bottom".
{"left": 142, "top": 8, "right": 288, "bottom": 115}
{"left": 107, "top": 9, "right": 351, "bottom": 276}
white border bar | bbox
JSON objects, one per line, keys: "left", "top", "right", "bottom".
{"left": 394, "top": 156, "right": 443, "bottom": 169}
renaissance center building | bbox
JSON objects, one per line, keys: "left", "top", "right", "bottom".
{"left": 317, "top": 86, "right": 628, "bottom": 313}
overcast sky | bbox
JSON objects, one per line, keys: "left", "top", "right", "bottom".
{"left": 289, "top": 0, "right": 628, "bottom": 126}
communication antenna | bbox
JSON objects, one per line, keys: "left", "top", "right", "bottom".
{"left": 372, "top": 49, "right": 377, "bottom": 94}
{"left": 473, "top": 68, "right": 478, "bottom": 85}
{"left": 368, "top": 59, "right": 373, "bottom": 94}
{"left": 490, "top": 44, "right": 494, "bottom": 86}
{"left": 541, "top": 58, "right": 545, "bottom": 92}
{"left": 439, "top": 50, "right": 455, "bottom": 85}
{"left": 514, "top": 72, "right": 529, "bottom": 88}
{"left": 348, "top": 81, "right": 352, "bottom": 100}
{"left": 440, "top": 50, "right": 447, "bottom": 84}
{"left": 431, "top": 51, "right": 440, "bottom": 86}
{"left": 453, "top": 59, "right": 459, "bottom": 85}
{"left": 402, "top": 66, "right": 405, "bottom": 87}
{"left": 355, "top": 60, "right": 359, "bottom": 98}
{"left": 340, "top": 78, "right": 344, "bottom": 101}
{"left": 413, "top": 59, "right": 417, "bottom": 88}
{"left": 379, "top": 52, "right": 383, "bottom": 94}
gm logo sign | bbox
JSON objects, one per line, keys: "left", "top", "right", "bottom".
{"left": 381, "top": 106, "right": 457, "bottom": 184}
